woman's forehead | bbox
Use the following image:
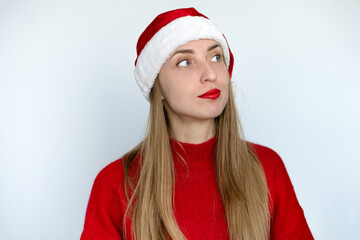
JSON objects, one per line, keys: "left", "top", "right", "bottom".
{"left": 173, "top": 39, "right": 222, "bottom": 51}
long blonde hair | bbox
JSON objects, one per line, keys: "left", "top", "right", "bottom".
{"left": 123, "top": 79, "right": 270, "bottom": 240}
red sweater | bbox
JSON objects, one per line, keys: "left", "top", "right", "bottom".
{"left": 81, "top": 138, "right": 313, "bottom": 239}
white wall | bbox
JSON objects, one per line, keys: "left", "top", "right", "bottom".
{"left": 1, "top": 0, "right": 359, "bottom": 239}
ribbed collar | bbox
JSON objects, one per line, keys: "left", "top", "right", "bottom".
{"left": 170, "top": 137, "right": 217, "bottom": 176}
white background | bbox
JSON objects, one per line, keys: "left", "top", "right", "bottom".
{"left": 1, "top": 0, "right": 359, "bottom": 239}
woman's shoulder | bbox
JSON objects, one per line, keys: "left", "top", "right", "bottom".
{"left": 82, "top": 158, "right": 128, "bottom": 240}
{"left": 248, "top": 143, "right": 314, "bottom": 239}
{"left": 248, "top": 142, "right": 286, "bottom": 174}
{"left": 95, "top": 158, "right": 124, "bottom": 182}
{"left": 90, "top": 158, "right": 131, "bottom": 193}
{"left": 94, "top": 155, "right": 140, "bottom": 186}
{"left": 247, "top": 142, "right": 292, "bottom": 196}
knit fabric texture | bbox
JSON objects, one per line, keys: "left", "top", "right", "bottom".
{"left": 81, "top": 138, "right": 313, "bottom": 240}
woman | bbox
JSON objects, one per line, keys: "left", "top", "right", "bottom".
{"left": 81, "top": 7, "right": 313, "bottom": 240}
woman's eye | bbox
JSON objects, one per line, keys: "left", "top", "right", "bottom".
{"left": 177, "top": 59, "right": 190, "bottom": 67}
{"left": 211, "top": 54, "right": 221, "bottom": 62}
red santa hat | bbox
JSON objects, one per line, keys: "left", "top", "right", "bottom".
{"left": 134, "top": 7, "right": 234, "bottom": 101}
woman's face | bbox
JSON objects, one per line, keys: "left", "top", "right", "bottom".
{"left": 158, "top": 39, "right": 230, "bottom": 123}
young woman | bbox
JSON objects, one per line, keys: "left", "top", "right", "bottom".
{"left": 81, "top": 8, "right": 313, "bottom": 240}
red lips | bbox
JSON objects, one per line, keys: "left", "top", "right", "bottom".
{"left": 198, "top": 88, "right": 221, "bottom": 100}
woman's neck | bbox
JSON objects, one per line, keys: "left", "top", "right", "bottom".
{"left": 169, "top": 117, "right": 215, "bottom": 144}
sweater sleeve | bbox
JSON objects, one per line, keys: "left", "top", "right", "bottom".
{"left": 252, "top": 144, "right": 314, "bottom": 240}
{"left": 81, "top": 160, "right": 124, "bottom": 240}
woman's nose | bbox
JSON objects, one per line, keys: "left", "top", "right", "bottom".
{"left": 200, "top": 61, "right": 217, "bottom": 83}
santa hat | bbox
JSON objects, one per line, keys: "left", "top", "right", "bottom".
{"left": 134, "top": 7, "right": 234, "bottom": 101}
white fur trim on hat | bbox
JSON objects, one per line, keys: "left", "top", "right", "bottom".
{"left": 134, "top": 16, "right": 231, "bottom": 101}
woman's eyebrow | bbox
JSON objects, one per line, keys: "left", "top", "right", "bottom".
{"left": 170, "top": 49, "right": 194, "bottom": 59}
{"left": 170, "top": 43, "right": 221, "bottom": 59}
{"left": 208, "top": 43, "right": 221, "bottom": 52}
